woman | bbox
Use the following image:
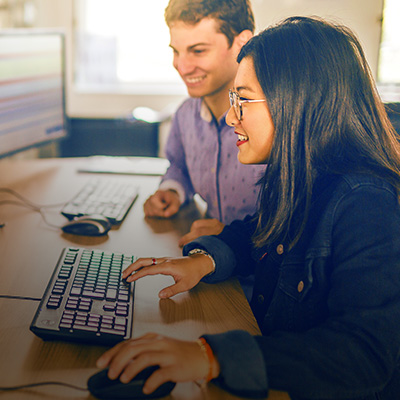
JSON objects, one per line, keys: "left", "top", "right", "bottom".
{"left": 97, "top": 17, "right": 400, "bottom": 399}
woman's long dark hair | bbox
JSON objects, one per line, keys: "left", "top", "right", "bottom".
{"left": 238, "top": 16, "right": 400, "bottom": 249}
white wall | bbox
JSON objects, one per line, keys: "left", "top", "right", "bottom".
{"left": 252, "top": 0, "right": 383, "bottom": 75}
{"left": 32, "top": 0, "right": 384, "bottom": 118}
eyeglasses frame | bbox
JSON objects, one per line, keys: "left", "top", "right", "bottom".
{"left": 229, "top": 89, "right": 266, "bottom": 121}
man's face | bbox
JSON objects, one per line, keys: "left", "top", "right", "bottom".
{"left": 169, "top": 18, "right": 240, "bottom": 99}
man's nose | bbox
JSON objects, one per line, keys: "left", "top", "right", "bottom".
{"left": 173, "top": 54, "right": 195, "bottom": 75}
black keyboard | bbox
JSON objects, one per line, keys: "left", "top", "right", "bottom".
{"left": 61, "top": 179, "right": 139, "bottom": 224}
{"left": 30, "top": 247, "right": 136, "bottom": 345}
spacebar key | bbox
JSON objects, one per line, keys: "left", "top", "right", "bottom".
{"left": 73, "top": 324, "right": 98, "bottom": 333}
{"left": 100, "top": 328, "right": 126, "bottom": 336}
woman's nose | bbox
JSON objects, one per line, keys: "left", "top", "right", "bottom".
{"left": 226, "top": 106, "right": 239, "bottom": 127}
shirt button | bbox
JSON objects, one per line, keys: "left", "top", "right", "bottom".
{"left": 211, "top": 167, "right": 216, "bottom": 173}
{"left": 297, "top": 281, "right": 304, "bottom": 293}
{"left": 276, "top": 244, "right": 284, "bottom": 255}
{"left": 257, "top": 294, "right": 264, "bottom": 304}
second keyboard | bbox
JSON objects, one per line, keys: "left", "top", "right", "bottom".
{"left": 61, "top": 179, "right": 139, "bottom": 224}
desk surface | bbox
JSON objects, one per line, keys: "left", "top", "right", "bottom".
{"left": 0, "top": 158, "right": 289, "bottom": 400}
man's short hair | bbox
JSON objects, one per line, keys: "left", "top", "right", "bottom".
{"left": 165, "top": 0, "right": 255, "bottom": 47}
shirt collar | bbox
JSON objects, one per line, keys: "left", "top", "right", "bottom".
{"left": 200, "top": 99, "right": 228, "bottom": 125}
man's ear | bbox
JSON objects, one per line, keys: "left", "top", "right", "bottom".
{"left": 234, "top": 29, "right": 253, "bottom": 49}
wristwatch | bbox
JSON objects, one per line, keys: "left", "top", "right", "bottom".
{"left": 187, "top": 248, "right": 216, "bottom": 276}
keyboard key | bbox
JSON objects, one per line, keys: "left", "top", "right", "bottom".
{"left": 70, "top": 287, "right": 82, "bottom": 296}
{"left": 106, "top": 288, "right": 118, "bottom": 301}
{"left": 103, "top": 304, "right": 115, "bottom": 312}
{"left": 118, "top": 294, "right": 129, "bottom": 302}
{"left": 99, "top": 328, "right": 126, "bottom": 336}
{"left": 115, "top": 317, "right": 126, "bottom": 326}
{"left": 73, "top": 324, "right": 99, "bottom": 333}
{"left": 47, "top": 301, "right": 60, "bottom": 309}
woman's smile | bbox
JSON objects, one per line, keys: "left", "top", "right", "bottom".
{"left": 236, "top": 132, "right": 249, "bottom": 146}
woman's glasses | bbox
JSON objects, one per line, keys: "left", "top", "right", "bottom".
{"left": 229, "top": 89, "right": 266, "bottom": 121}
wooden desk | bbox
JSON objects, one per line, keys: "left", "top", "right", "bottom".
{"left": 0, "top": 158, "right": 289, "bottom": 400}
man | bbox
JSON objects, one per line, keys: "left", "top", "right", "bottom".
{"left": 144, "top": 0, "right": 265, "bottom": 247}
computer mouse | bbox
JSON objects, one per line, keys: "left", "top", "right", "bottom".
{"left": 87, "top": 366, "right": 176, "bottom": 400}
{"left": 61, "top": 215, "right": 112, "bottom": 236}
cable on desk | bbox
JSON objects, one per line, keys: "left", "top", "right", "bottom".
{"left": 0, "top": 200, "right": 62, "bottom": 229}
{"left": 0, "top": 295, "right": 41, "bottom": 301}
{"left": 0, "top": 188, "right": 67, "bottom": 210}
{"left": 0, "top": 187, "right": 67, "bottom": 229}
{"left": 0, "top": 381, "right": 87, "bottom": 392}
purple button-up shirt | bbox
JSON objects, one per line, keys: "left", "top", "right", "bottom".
{"left": 160, "top": 97, "right": 265, "bottom": 224}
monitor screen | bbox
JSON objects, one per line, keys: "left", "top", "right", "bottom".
{"left": 0, "top": 29, "right": 68, "bottom": 158}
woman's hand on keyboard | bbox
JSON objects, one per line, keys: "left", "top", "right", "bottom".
{"left": 122, "top": 254, "right": 214, "bottom": 298}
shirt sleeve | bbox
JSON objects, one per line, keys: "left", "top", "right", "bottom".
{"left": 195, "top": 184, "right": 400, "bottom": 399}
{"left": 202, "top": 330, "right": 269, "bottom": 399}
{"left": 158, "top": 179, "right": 185, "bottom": 204}
{"left": 161, "top": 110, "right": 195, "bottom": 203}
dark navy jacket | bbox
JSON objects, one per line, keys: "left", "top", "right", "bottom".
{"left": 183, "top": 174, "right": 400, "bottom": 400}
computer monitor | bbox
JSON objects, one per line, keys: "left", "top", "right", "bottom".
{"left": 0, "top": 29, "right": 68, "bottom": 158}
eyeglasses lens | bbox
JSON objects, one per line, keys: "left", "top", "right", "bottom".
{"left": 229, "top": 90, "right": 241, "bottom": 120}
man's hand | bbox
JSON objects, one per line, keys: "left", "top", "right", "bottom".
{"left": 179, "top": 218, "right": 224, "bottom": 247}
{"left": 143, "top": 189, "right": 181, "bottom": 218}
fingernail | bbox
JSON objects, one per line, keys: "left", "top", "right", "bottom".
{"left": 142, "top": 386, "right": 150, "bottom": 394}
{"left": 96, "top": 358, "right": 105, "bottom": 368}
{"left": 108, "top": 369, "right": 117, "bottom": 380}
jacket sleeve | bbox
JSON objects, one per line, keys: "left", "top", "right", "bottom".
{"left": 182, "top": 214, "right": 260, "bottom": 283}
{"left": 161, "top": 111, "right": 195, "bottom": 203}
{"left": 200, "top": 184, "right": 400, "bottom": 399}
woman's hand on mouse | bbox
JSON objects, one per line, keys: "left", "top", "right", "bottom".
{"left": 122, "top": 254, "right": 214, "bottom": 298}
{"left": 96, "top": 333, "right": 220, "bottom": 394}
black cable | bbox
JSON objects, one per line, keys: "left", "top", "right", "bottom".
{"left": 0, "top": 381, "right": 87, "bottom": 392}
{"left": 0, "top": 295, "right": 41, "bottom": 301}
{"left": 0, "top": 192, "right": 88, "bottom": 395}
